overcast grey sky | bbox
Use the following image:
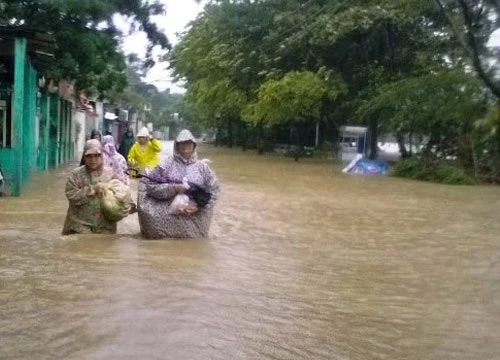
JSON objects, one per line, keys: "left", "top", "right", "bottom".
{"left": 117, "top": 0, "right": 205, "bottom": 93}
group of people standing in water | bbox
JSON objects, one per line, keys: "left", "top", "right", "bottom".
{"left": 63, "top": 127, "right": 219, "bottom": 239}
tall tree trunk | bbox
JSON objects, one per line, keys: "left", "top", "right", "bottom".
{"left": 369, "top": 117, "right": 378, "bottom": 160}
{"left": 214, "top": 116, "right": 222, "bottom": 147}
{"left": 470, "top": 135, "right": 479, "bottom": 180}
{"left": 396, "top": 132, "right": 409, "bottom": 159}
{"left": 290, "top": 125, "right": 301, "bottom": 161}
{"left": 423, "top": 130, "right": 440, "bottom": 158}
{"left": 295, "top": 127, "right": 301, "bottom": 162}
{"left": 241, "top": 121, "right": 247, "bottom": 151}
{"left": 409, "top": 127, "right": 413, "bottom": 157}
{"left": 227, "top": 117, "right": 234, "bottom": 148}
{"left": 257, "top": 123, "right": 265, "bottom": 155}
{"left": 435, "top": 0, "right": 500, "bottom": 100}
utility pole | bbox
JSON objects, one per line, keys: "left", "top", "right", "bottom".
{"left": 315, "top": 121, "right": 320, "bottom": 147}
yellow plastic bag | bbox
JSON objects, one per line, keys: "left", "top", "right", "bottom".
{"left": 99, "top": 179, "right": 132, "bottom": 222}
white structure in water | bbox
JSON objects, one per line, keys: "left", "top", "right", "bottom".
{"left": 338, "top": 126, "right": 368, "bottom": 164}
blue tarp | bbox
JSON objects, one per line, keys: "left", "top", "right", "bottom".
{"left": 349, "top": 158, "right": 390, "bottom": 175}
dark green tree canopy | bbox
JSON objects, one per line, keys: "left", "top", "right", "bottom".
{"left": 434, "top": 0, "right": 500, "bottom": 99}
{"left": 0, "top": 0, "right": 170, "bottom": 96}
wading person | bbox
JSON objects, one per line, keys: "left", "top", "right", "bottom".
{"left": 118, "top": 128, "right": 135, "bottom": 159}
{"left": 79, "top": 129, "right": 102, "bottom": 166}
{"left": 137, "top": 129, "right": 220, "bottom": 239}
{"left": 102, "top": 135, "right": 130, "bottom": 185}
{"left": 90, "top": 129, "right": 102, "bottom": 142}
{"left": 127, "top": 127, "right": 162, "bottom": 173}
{"left": 63, "top": 139, "right": 120, "bottom": 235}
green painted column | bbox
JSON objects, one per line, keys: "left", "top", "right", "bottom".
{"left": 22, "top": 60, "right": 29, "bottom": 181}
{"left": 45, "top": 93, "right": 50, "bottom": 169}
{"left": 48, "top": 93, "right": 58, "bottom": 167}
{"left": 28, "top": 64, "right": 37, "bottom": 170}
{"left": 50, "top": 95, "right": 56, "bottom": 167}
{"left": 60, "top": 99, "right": 66, "bottom": 163}
{"left": 37, "top": 93, "right": 46, "bottom": 170}
{"left": 57, "top": 97, "right": 61, "bottom": 166}
{"left": 37, "top": 91, "right": 51, "bottom": 170}
{"left": 12, "top": 37, "right": 26, "bottom": 196}
{"left": 21, "top": 61, "right": 36, "bottom": 182}
{"left": 31, "top": 66, "right": 37, "bottom": 167}
{"left": 66, "top": 101, "right": 71, "bottom": 161}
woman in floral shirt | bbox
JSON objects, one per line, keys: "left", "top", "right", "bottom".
{"left": 62, "top": 139, "right": 117, "bottom": 235}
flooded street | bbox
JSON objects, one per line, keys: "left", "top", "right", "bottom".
{"left": 1, "top": 143, "right": 500, "bottom": 360}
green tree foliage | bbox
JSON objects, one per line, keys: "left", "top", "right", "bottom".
{"left": 473, "top": 105, "right": 500, "bottom": 181}
{"left": 434, "top": 0, "right": 500, "bottom": 100}
{"left": 0, "top": 0, "right": 170, "bottom": 95}
{"left": 243, "top": 71, "right": 345, "bottom": 126}
{"left": 169, "top": 0, "right": 500, "bottom": 180}
{"left": 357, "top": 68, "right": 489, "bottom": 163}
{"left": 391, "top": 157, "right": 475, "bottom": 185}
{"left": 170, "top": 0, "right": 442, "bottom": 141}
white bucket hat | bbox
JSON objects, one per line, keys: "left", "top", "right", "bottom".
{"left": 176, "top": 129, "right": 197, "bottom": 143}
{"left": 137, "top": 127, "right": 150, "bottom": 138}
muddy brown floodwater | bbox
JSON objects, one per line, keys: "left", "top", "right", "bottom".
{"left": 1, "top": 143, "right": 500, "bottom": 359}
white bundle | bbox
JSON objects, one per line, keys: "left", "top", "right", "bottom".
{"left": 99, "top": 179, "right": 132, "bottom": 222}
{"left": 167, "top": 177, "right": 192, "bottom": 215}
{"left": 168, "top": 194, "right": 191, "bottom": 215}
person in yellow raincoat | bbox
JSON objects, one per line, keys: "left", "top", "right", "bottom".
{"left": 127, "top": 127, "right": 162, "bottom": 172}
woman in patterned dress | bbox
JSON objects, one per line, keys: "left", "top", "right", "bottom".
{"left": 137, "top": 129, "right": 220, "bottom": 239}
{"left": 101, "top": 135, "right": 130, "bottom": 185}
{"left": 62, "top": 139, "right": 118, "bottom": 235}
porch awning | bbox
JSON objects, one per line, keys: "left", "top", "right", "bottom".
{"left": 104, "top": 112, "right": 119, "bottom": 121}
{"left": 0, "top": 26, "right": 56, "bottom": 72}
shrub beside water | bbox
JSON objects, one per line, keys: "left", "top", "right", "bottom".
{"left": 391, "top": 158, "right": 475, "bottom": 185}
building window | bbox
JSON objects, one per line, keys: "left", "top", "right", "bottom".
{"left": 0, "top": 91, "right": 12, "bottom": 148}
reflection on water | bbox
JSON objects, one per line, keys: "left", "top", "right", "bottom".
{"left": 1, "top": 144, "right": 500, "bottom": 359}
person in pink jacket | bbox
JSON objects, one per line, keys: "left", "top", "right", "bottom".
{"left": 101, "top": 135, "right": 130, "bottom": 185}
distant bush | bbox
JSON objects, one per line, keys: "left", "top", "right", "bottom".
{"left": 391, "top": 158, "right": 475, "bottom": 185}
{"left": 313, "top": 141, "right": 335, "bottom": 159}
{"left": 284, "top": 146, "right": 314, "bottom": 158}
{"left": 319, "top": 141, "right": 334, "bottom": 152}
